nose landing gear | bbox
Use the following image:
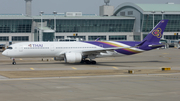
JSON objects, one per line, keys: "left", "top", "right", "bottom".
{"left": 12, "top": 58, "right": 16, "bottom": 65}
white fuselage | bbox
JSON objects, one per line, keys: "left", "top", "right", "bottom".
{"left": 2, "top": 41, "right": 127, "bottom": 58}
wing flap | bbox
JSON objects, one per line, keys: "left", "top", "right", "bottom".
{"left": 58, "top": 46, "right": 131, "bottom": 56}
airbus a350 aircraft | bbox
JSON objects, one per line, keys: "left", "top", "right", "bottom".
{"left": 2, "top": 20, "right": 168, "bottom": 65}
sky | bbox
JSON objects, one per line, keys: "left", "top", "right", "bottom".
{"left": 0, "top": 0, "right": 180, "bottom": 15}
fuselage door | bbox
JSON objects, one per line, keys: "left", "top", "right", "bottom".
{"left": 19, "top": 45, "right": 23, "bottom": 52}
{"left": 51, "top": 44, "right": 54, "bottom": 51}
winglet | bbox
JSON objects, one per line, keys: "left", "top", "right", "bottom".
{"left": 95, "top": 37, "right": 100, "bottom": 41}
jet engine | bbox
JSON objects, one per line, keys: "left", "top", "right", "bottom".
{"left": 64, "top": 53, "right": 82, "bottom": 63}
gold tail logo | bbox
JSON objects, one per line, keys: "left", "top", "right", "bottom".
{"left": 152, "top": 28, "right": 162, "bottom": 38}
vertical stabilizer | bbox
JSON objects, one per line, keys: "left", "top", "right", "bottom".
{"left": 143, "top": 20, "right": 168, "bottom": 43}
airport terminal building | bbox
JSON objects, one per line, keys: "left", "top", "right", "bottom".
{"left": 0, "top": 1, "right": 180, "bottom": 46}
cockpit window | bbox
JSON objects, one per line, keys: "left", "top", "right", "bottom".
{"left": 7, "top": 47, "right": 13, "bottom": 49}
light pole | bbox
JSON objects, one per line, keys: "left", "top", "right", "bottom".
{"left": 53, "top": 11, "right": 57, "bottom": 40}
{"left": 40, "top": 11, "right": 44, "bottom": 41}
{"left": 161, "top": 11, "right": 165, "bottom": 20}
{"left": 151, "top": 11, "right": 155, "bottom": 28}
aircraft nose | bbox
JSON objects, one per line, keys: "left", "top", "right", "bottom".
{"left": 2, "top": 50, "right": 8, "bottom": 56}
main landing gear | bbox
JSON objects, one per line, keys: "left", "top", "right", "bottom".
{"left": 81, "top": 59, "right": 96, "bottom": 64}
{"left": 12, "top": 58, "right": 16, "bottom": 65}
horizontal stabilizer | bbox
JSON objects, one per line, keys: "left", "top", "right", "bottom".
{"left": 148, "top": 44, "right": 165, "bottom": 48}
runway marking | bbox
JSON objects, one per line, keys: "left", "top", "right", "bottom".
{"left": 0, "top": 73, "right": 180, "bottom": 81}
{"left": 21, "top": 79, "right": 31, "bottom": 80}
{"left": 30, "top": 68, "right": 35, "bottom": 70}
{"left": 159, "top": 55, "right": 171, "bottom": 60}
{"left": 72, "top": 67, "right": 77, "bottom": 70}
{"left": 113, "top": 67, "right": 118, "bottom": 69}
{"left": 160, "top": 66, "right": 171, "bottom": 69}
{"left": 68, "top": 77, "right": 86, "bottom": 79}
{"left": 167, "top": 57, "right": 171, "bottom": 60}
{"left": 163, "top": 53, "right": 169, "bottom": 54}
{"left": 20, "top": 58, "right": 23, "bottom": 60}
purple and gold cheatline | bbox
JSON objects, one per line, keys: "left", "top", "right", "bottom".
{"left": 84, "top": 41, "right": 142, "bottom": 55}
{"left": 84, "top": 20, "right": 169, "bottom": 55}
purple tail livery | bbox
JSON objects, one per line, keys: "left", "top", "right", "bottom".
{"left": 84, "top": 20, "right": 169, "bottom": 55}
{"left": 143, "top": 20, "right": 168, "bottom": 43}
{"left": 138, "top": 20, "right": 168, "bottom": 50}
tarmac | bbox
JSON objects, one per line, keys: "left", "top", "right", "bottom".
{"left": 0, "top": 48, "right": 180, "bottom": 101}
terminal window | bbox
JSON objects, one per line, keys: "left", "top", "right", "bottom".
{"left": 109, "top": 35, "right": 127, "bottom": 40}
{"left": 164, "top": 35, "right": 180, "bottom": 40}
{"left": 46, "top": 19, "right": 134, "bottom": 33}
{"left": 67, "top": 36, "right": 86, "bottom": 41}
{"left": 0, "top": 20, "right": 32, "bottom": 33}
{"left": 142, "top": 14, "right": 180, "bottom": 32}
{"left": 120, "top": 12, "right": 125, "bottom": 16}
{"left": 56, "top": 36, "right": 64, "bottom": 39}
{"left": 88, "top": 36, "right": 106, "bottom": 41}
{"left": 12, "top": 36, "right": 29, "bottom": 41}
{"left": 133, "top": 35, "right": 141, "bottom": 41}
{"left": 0, "top": 36, "right": 9, "bottom": 41}
{"left": 128, "top": 11, "right": 133, "bottom": 15}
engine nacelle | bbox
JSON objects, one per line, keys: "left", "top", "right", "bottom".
{"left": 54, "top": 57, "right": 64, "bottom": 61}
{"left": 64, "top": 53, "right": 82, "bottom": 63}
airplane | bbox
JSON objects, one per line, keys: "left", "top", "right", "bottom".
{"left": 2, "top": 20, "right": 168, "bottom": 65}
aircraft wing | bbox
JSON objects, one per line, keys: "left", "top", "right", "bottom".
{"left": 58, "top": 46, "right": 131, "bottom": 55}
{"left": 81, "top": 46, "right": 131, "bottom": 54}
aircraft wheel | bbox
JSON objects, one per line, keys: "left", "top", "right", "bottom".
{"left": 12, "top": 58, "right": 16, "bottom": 65}
{"left": 91, "top": 61, "right": 96, "bottom": 64}
{"left": 80, "top": 60, "right": 85, "bottom": 64}
{"left": 85, "top": 60, "right": 91, "bottom": 64}
{"left": 12, "top": 62, "right": 16, "bottom": 65}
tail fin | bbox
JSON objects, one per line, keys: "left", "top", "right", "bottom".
{"left": 143, "top": 20, "right": 168, "bottom": 43}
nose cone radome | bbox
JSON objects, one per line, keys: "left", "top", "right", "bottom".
{"left": 2, "top": 50, "right": 7, "bottom": 56}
